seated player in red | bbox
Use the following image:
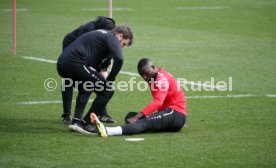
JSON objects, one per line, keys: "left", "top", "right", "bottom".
{"left": 91, "top": 58, "right": 187, "bottom": 137}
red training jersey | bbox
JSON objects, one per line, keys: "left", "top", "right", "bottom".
{"left": 140, "top": 68, "right": 187, "bottom": 116}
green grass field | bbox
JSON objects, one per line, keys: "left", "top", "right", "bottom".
{"left": 0, "top": 0, "right": 276, "bottom": 167}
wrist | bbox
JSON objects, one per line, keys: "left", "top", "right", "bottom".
{"left": 136, "top": 112, "right": 145, "bottom": 119}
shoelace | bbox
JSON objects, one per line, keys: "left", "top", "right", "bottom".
{"left": 100, "top": 116, "right": 110, "bottom": 122}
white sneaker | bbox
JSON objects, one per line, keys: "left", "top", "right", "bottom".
{"left": 90, "top": 113, "right": 108, "bottom": 137}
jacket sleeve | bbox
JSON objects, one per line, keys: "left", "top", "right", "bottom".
{"left": 141, "top": 76, "right": 169, "bottom": 116}
{"left": 106, "top": 36, "right": 123, "bottom": 81}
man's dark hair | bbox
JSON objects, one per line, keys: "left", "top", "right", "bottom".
{"left": 112, "top": 25, "right": 134, "bottom": 46}
{"left": 137, "top": 58, "right": 151, "bottom": 74}
{"left": 95, "top": 16, "right": 116, "bottom": 30}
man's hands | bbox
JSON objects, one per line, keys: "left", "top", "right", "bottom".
{"left": 127, "top": 112, "right": 145, "bottom": 124}
{"left": 100, "top": 70, "right": 108, "bottom": 80}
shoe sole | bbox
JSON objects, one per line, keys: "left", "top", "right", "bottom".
{"left": 90, "top": 113, "right": 108, "bottom": 137}
{"left": 69, "top": 124, "right": 93, "bottom": 135}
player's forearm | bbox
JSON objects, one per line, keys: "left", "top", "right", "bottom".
{"left": 106, "top": 58, "right": 123, "bottom": 81}
{"left": 141, "top": 100, "right": 162, "bottom": 116}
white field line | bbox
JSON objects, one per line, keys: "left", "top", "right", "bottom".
{"left": 16, "top": 94, "right": 259, "bottom": 105}
{"left": 17, "top": 99, "right": 94, "bottom": 105}
{"left": 0, "top": 8, "right": 28, "bottom": 12}
{"left": 119, "top": 71, "right": 140, "bottom": 77}
{"left": 23, "top": 56, "right": 57, "bottom": 64}
{"left": 176, "top": 6, "right": 229, "bottom": 10}
{"left": 22, "top": 56, "right": 140, "bottom": 77}
{"left": 22, "top": 56, "right": 223, "bottom": 89}
{"left": 265, "top": 94, "right": 276, "bottom": 98}
{"left": 17, "top": 94, "right": 276, "bottom": 105}
{"left": 81, "top": 8, "right": 132, "bottom": 11}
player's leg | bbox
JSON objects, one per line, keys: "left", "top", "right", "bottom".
{"left": 92, "top": 109, "right": 186, "bottom": 137}
{"left": 88, "top": 90, "right": 115, "bottom": 122}
{"left": 120, "top": 110, "right": 186, "bottom": 134}
{"left": 146, "top": 108, "right": 186, "bottom": 132}
{"left": 73, "top": 86, "right": 92, "bottom": 120}
{"left": 90, "top": 113, "right": 147, "bottom": 137}
{"left": 82, "top": 74, "right": 116, "bottom": 123}
{"left": 59, "top": 68, "right": 93, "bottom": 122}
{"left": 120, "top": 119, "right": 148, "bottom": 135}
{"left": 69, "top": 84, "right": 96, "bottom": 134}
{"left": 62, "top": 65, "right": 99, "bottom": 134}
{"left": 60, "top": 79, "right": 73, "bottom": 124}
{"left": 95, "top": 118, "right": 147, "bottom": 136}
{"left": 57, "top": 63, "right": 75, "bottom": 124}
{"left": 61, "top": 86, "right": 73, "bottom": 124}
{"left": 91, "top": 112, "right": 147, "bottom": 137}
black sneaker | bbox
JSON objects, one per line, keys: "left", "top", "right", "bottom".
{"left": 61, "top": 114, "right": 71, "bottom": 125}
{"left": 62, "top": 116, "right": 71, "bottom": 125}
{"left": 82, "top": 121, "right": 97, "bottom": 134}
{"left": 69, "top": 118, "right": 95, "bottom": 135}
{"left": 98, "top": 114, "right": 117, "bottom": 123}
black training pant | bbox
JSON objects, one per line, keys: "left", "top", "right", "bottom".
{"left": 57, "top": 61, "right": 114, "bottom": 122}
{"left": 122, "top": 108, "right": 186, "bottom": 135}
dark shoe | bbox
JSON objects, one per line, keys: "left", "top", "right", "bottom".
{"left": 61, "top": 114, "right": 71, "bottom": 125}
{"left": 82, "top": 121, "right": 97, "bottom": 134}
{"left": 69, "top": 118, "right": 95, "bottom": 135}
{"left": 62, "top": 116, "right": 71, "bottom": 125}
{"left": 98, "top": 114, "right": 117, "bottom": 123}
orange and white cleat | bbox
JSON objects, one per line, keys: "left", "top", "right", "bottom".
{"left": 90, "top": 113, "right": 108, "bottom": 137}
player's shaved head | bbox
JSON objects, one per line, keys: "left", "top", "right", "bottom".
{"left": 137, "top": 58, "right": 157, "bottom": 82}
{"left": 137, "top": 58, "right": 152, "bottom": 72}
